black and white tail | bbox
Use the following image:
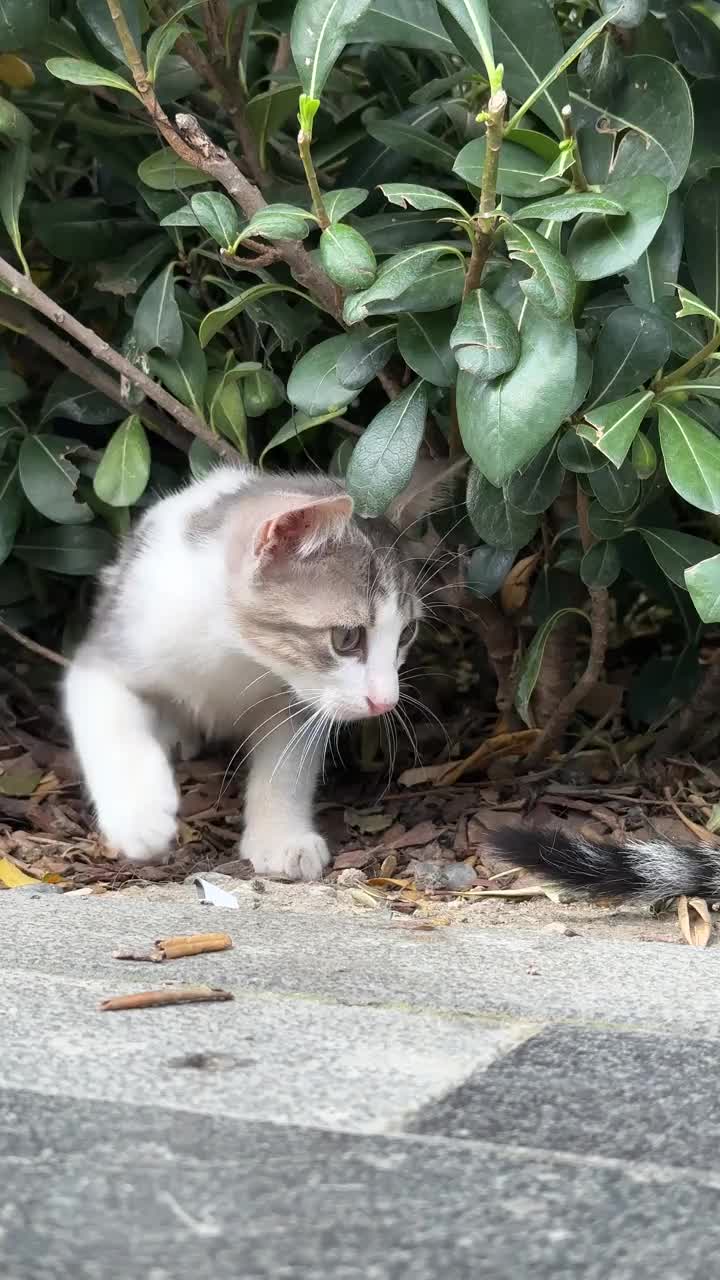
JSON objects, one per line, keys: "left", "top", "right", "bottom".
{"left": 491, "top": 827, "right": 720, "bottom": 899}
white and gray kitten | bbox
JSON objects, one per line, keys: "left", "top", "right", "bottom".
{"left": 63, "top": 464, "right": 429, "bottom": 880}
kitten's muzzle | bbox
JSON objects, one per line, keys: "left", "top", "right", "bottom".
{"left": 366, "top": 696, "right": 397, "bottom": 716}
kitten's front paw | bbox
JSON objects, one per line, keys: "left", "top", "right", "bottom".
{"left": 98, "top": 754, "right": 179, "bottom": 863}
{"left": 242, "top": 830, "right": 331, "bottom": 882}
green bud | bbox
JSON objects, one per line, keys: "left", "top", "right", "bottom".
{"left": 631, "top": 432, "right": 657, "bottom": 480}
{"left": 243, "top": 369, "right": 285, "bottom": 418}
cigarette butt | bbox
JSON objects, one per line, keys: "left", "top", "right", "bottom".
{"left": 155, "top": 932, "right": 233, "bottom": 959}
{"left": 99, "top": 985, "right": 234, "bottom": 1012}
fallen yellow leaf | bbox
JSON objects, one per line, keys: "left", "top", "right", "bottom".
{"left": 677, "top": 895, "right": 712, "bottom": 948}
{"left": 0, "top": 856, "right": 42, "bottom": 888}
{"left": 0, "top": 54, "right": 35, "bottom": 88}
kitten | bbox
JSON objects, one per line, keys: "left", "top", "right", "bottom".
{"left": 63, "top": 464, "right": 426, "bottom": 881}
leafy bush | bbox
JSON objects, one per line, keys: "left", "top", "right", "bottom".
{"left": 1, "top": 0, "right": 720, "bottom": 757}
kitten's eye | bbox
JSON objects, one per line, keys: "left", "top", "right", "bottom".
{"left": 400, "top": 620, "right": 418, "bottom": 648}
{"left": 332, "top": 625, "right": 364, "bottom": 655}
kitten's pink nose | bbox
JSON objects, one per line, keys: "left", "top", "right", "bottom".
{"left": 366, "top": 696, "right": 397, "bottom": 716}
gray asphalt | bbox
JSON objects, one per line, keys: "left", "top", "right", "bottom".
{"left": 2, "top": 892, "right": 718, "bottom": 1279}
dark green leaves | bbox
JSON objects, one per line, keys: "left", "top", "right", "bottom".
{"left": 567, "top": 177, "right": 668, "bottom": 282}
{"left": 0, "top": 464, "right": 23, "bottom": 565}
{"left": 133, "top": 263, "right": 182, "bottom": 358}
{"left": 516, "top": 608, "right": 588, "bottom": 725}
{"left": 0, "top": 143, "right": 29, "bottom": 274}
{"left": 343, "top": 244, "right": 464, "bottom": 323}
{"left": 336, "top": 325, "right": 396, "bottom": 391}
{"left": 466, "top": 467, "right": 540, "bottom": 551}
{"left": 150, "top": 324, "right": 206, "bottom": 417}
{"left": 581, "top": 541, "right": 621, "bottom": 589}
{"left": 504, "top": 224, "right": 575, "bottom": 319}
{"left": 514, "top": 191, "right": 627, "bottom": 223}
{"left": 624, "top": 194, "right": 683, "bottom": 309}
{"left": 457, "top": 302, "right": 577, "bottom": 486}
{"left": 489, "top": 0, "right": 566, "bottom": 136}
{"left": 239, "top": 204, "right": 315, "bottom": 242}
{"left": 589, "top": 458, "right": 640, "bottom": 513}
{"left": 685, "top": 176, "right": 720, "bottom": 319}
{"left": 18, "top": 436, "right": 92, "bottom": 524}
{"left": 396, "top": 309, "right": 456, "bottom": 387}
{"left": 93, "top": 416, "right": 151, "bottom": 507}
{"left": 0, "top": 0, "right": 48, "bottom": 52}
{"left": 587, "top": 307, "right": 670, "bottom": 409}
{"left": 685, "top": 553, "right": 720, "bottom": 623}
{"left": 379, "top": 183, "right": 466, "bottom": 215}
{"left": 450, "top": 289, "right": 520, "bottom": 379}
{"left": 507, "top": 437, "right": 565, "bottom": 513}
{"left": 640, "top": 528, "right": 720, "bottom": 588}
{"left": 290, "top": 0, "right": 373, "bottom": 99}
{"left": 658, "top": 403, "right": 720, "bottom": 515}
{"left": 14, "top": 525, "right": 113, "bottom": 575}
{"left": 467, "top": 546, "right": 515, "bottom": 598}
{"left": 46, "top": 57, "right": 140, "bottom": 98}
{"left": 454, "top": 137, "right": 563, "bottom": 198}
{"left": 138, "top": 150, "right": 205, "bottom": 191}
{"left": 345, "top": 379, "right": 427, "bottom": 517}
{"left": 436, "top": 0, "right": 494, "bottom": 81}
{"left": 287, "top": 335, "right": 353, "bottom": 415}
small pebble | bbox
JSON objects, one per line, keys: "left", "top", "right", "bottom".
{"left": 542, "top": 922, "right": 579, "bottom": 937}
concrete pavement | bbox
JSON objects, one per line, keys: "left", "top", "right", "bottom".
{"left": 2, "top": 891, "right": 719, "bottom": 1278}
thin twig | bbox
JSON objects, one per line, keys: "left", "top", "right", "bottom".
{"left": 464, "top": 89, "right": 507, "bottom": 297}
{"left": 0, "top": 254, "right": 234, "bottom": 457}
{"left": 0, "top": 295, "right": 189, "bottom": 453}
{"left": 561, "top": 104, "right": 588, "bottom": 193}
{"left": 0, "top": 617, "right": 69, "bottom": 668}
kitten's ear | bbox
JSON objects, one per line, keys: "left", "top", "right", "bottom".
{"left": 387, "top": 457, "right": 468, "bottom": 532}
{"left": 253, "top": 493, "right": 353, "bottom": 564}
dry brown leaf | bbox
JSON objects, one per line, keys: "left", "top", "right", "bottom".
{"left": 99, "top": 985, "right": 234, "bottom": 1012}
{"left": 434, "top": 730, "right": 541, "bottom": 786}
{"left": 677, "top": 895, "right": 712, "bottom": 948}
{"left": 500, "top": 553, "right": 540, "bottom": 613}
{"left": 385, "top": 821, "right": 445, "bottom": 849}
{"left": 379, "top": 852, "right": 398, "bottom": 878}
{"left": 398, "top": 764, "right": 452, "bottom": 788}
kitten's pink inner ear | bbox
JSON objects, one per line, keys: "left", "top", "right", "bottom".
{"left": 253, "top": 494, "right": 353, "bottom": 561}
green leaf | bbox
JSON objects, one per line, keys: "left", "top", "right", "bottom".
{"left": 507, "top": 437, "right": 564, "bottom": 514}
{"left": 46, "top": 57, "right": 139, "bottom": 97}
{"left": 287, "top": 334, "right": 356, "bottom": 416}
{"left": 319, "top": 224, "right": 377, "bottom": 290}
{"left": 624, "top": 193, "right": 683, "bottom": 309}
{"left": 396, "top": 309, "right": 456, "bottom": 388}
{"left": 336, "top": 324, "right": 396, "bottom": 391}
{"left": 353, "top": 0, "right": 453, "bottom": 52}
{"left": 505, "top": 8, "right": 618, "bottom": 135}
{"left": 504, "top": 223, "right": 575, "bottom": 320}
{"left": 246, "top": 83, "right": 301, "bottom": 170}
{"left": 675, "top": 284, "right": 720, "bottom": 329}
{"left": 0, "top": 95, "right": 32, "bottom": 145}
{"left": 322, "top": 188, "right": 368, "bottom": 222}
{"left": 587, "top": 502, "right": 628, "bottom": 541}
{"left": 242, "top": 369, "right": 284, "bottom": 418}
{"left": 345, "top": 379, "right": 427, "bottom": 517}
{"left": 14, "top": 524, "right": 113, "bottom": 575}
{"left": 138, "top": 149, "right": 206, "bottom": 191}
{"left": 580, "top": 391, "right": 654, "bottom": 469}
{"left": 0, "top": 463, "right": 22, "bottom": 566}
{"left": 132, "top": 262, "right": 182, "bottom": 358}
{"left": 685, "top": 553, "right": 720, "bottom": 623}
{"left": 199, "top": 282, "right": 313, "bottom": 347}
{"left": 96, "top": 236, "right": 172, "bottom": 298}
{"left": 190, "top": 192, "right": 242, "bottom": 249}
{"left": 457, "top": 302, "right": 577, "bottom": 486}
{"left": 290, "top": 0, "right": 373, "bottom": 99}
{"left": 454, "top": 137, "right": 564, "bottom": 198}
{"left": 640, "top": 527, "right": 720, "bottom": 589}
{"left": 516, "top": 608, "right": 588, "bottom": 725}
{"left": 0, "top": 0, "right": 48, "bottom": 52}
{"left": 238, "top": 204, "right": 316, "bottom": 242}
{"left": 658, "top": 402, "right": 720, "bottom": 516}
{"left": 514, "top": 191, "right": 627, "bottom": 223}
{"left": 557, "top": 431, "right": 606, "bottom": 473}
{"left": 259, "top": 407, "right": 346, "bottom": 464}
{"left": 343, "top": 243, "right": 464, "bottom": 323}
{"left": 18, "top": 435, "right": 93, "bottom": 525}
{"left": 567, "top": 176, "right": 668, "bottom": 282}
{"left": 587, "top": 307, "right": 670, "bottom": 409}
{"left": 150, "top": 323, "right": 207, "bottom": 417}
{"left": 206, "top": 373, "right": 247, "bottom": 456}
{"left": 631, "top": 432, "right": 657, "bottom": 480}
{"left": 589, "top": 458, "right": 640, "bottom": 513}
{"left": 581, "top": 540, "right": 621, "bottom": 589}
{"left": 93, "top": 415, "right": 150, "bottom": 507}
{"left": 685, "top": 175, "right": 720, "bottom": 320}
{"left": 41, "top": 373, "right": 124, "bottom": 426}
{"left": 146, "top": 3, "right": 203, "bottom": 81}
{"left": 436, "top": 0, "right": 493, "bottom": 80}
{"left": 188, "top": 439, "right": 218, "bottom": 481}
{"left": 466, "top": 467, "right": 540, "bottom": 552}
{"left": 366, "top": 119, "right": 456, "bottom": 173}
{"left": 570, "top": 55, "right": 693, "bottom": 192}
{"left": 76, "top": 0, "right": 140, "bottom": 66}
{"left": 488, "top": 0, "right": 566, "bottom": 137}
{"left": 379, "top": 182, "right": 466, "bottom": 216}
{"left": 159, "top": 206, "right": 200, "bottom": 228}
{"left": 449, "top": 288, "right": 520, "bottom": 379}
{"left": 467, "top": 545, "right": 516, "bottom": 598}
{"left": 0, "top": 143, "right": 29, "bottom": 274}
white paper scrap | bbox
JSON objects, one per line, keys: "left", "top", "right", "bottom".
{"left": 194, "top": 876, "right": 240, "bottom": 909}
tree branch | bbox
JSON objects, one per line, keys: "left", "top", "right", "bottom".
{"left": 0, "top": 254, "right": 235, "bottom": 458}
{"left": 0, "top": 295, "right": 189, "bottom": 453}
{"left": 464, "top": 88, "right": 507, "bottom": 296}
{"left": 525, "top": 485, "right": 609, "bottom": 765}
{"left": 561, "top": 103, "right": 588, "bottom": 193}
